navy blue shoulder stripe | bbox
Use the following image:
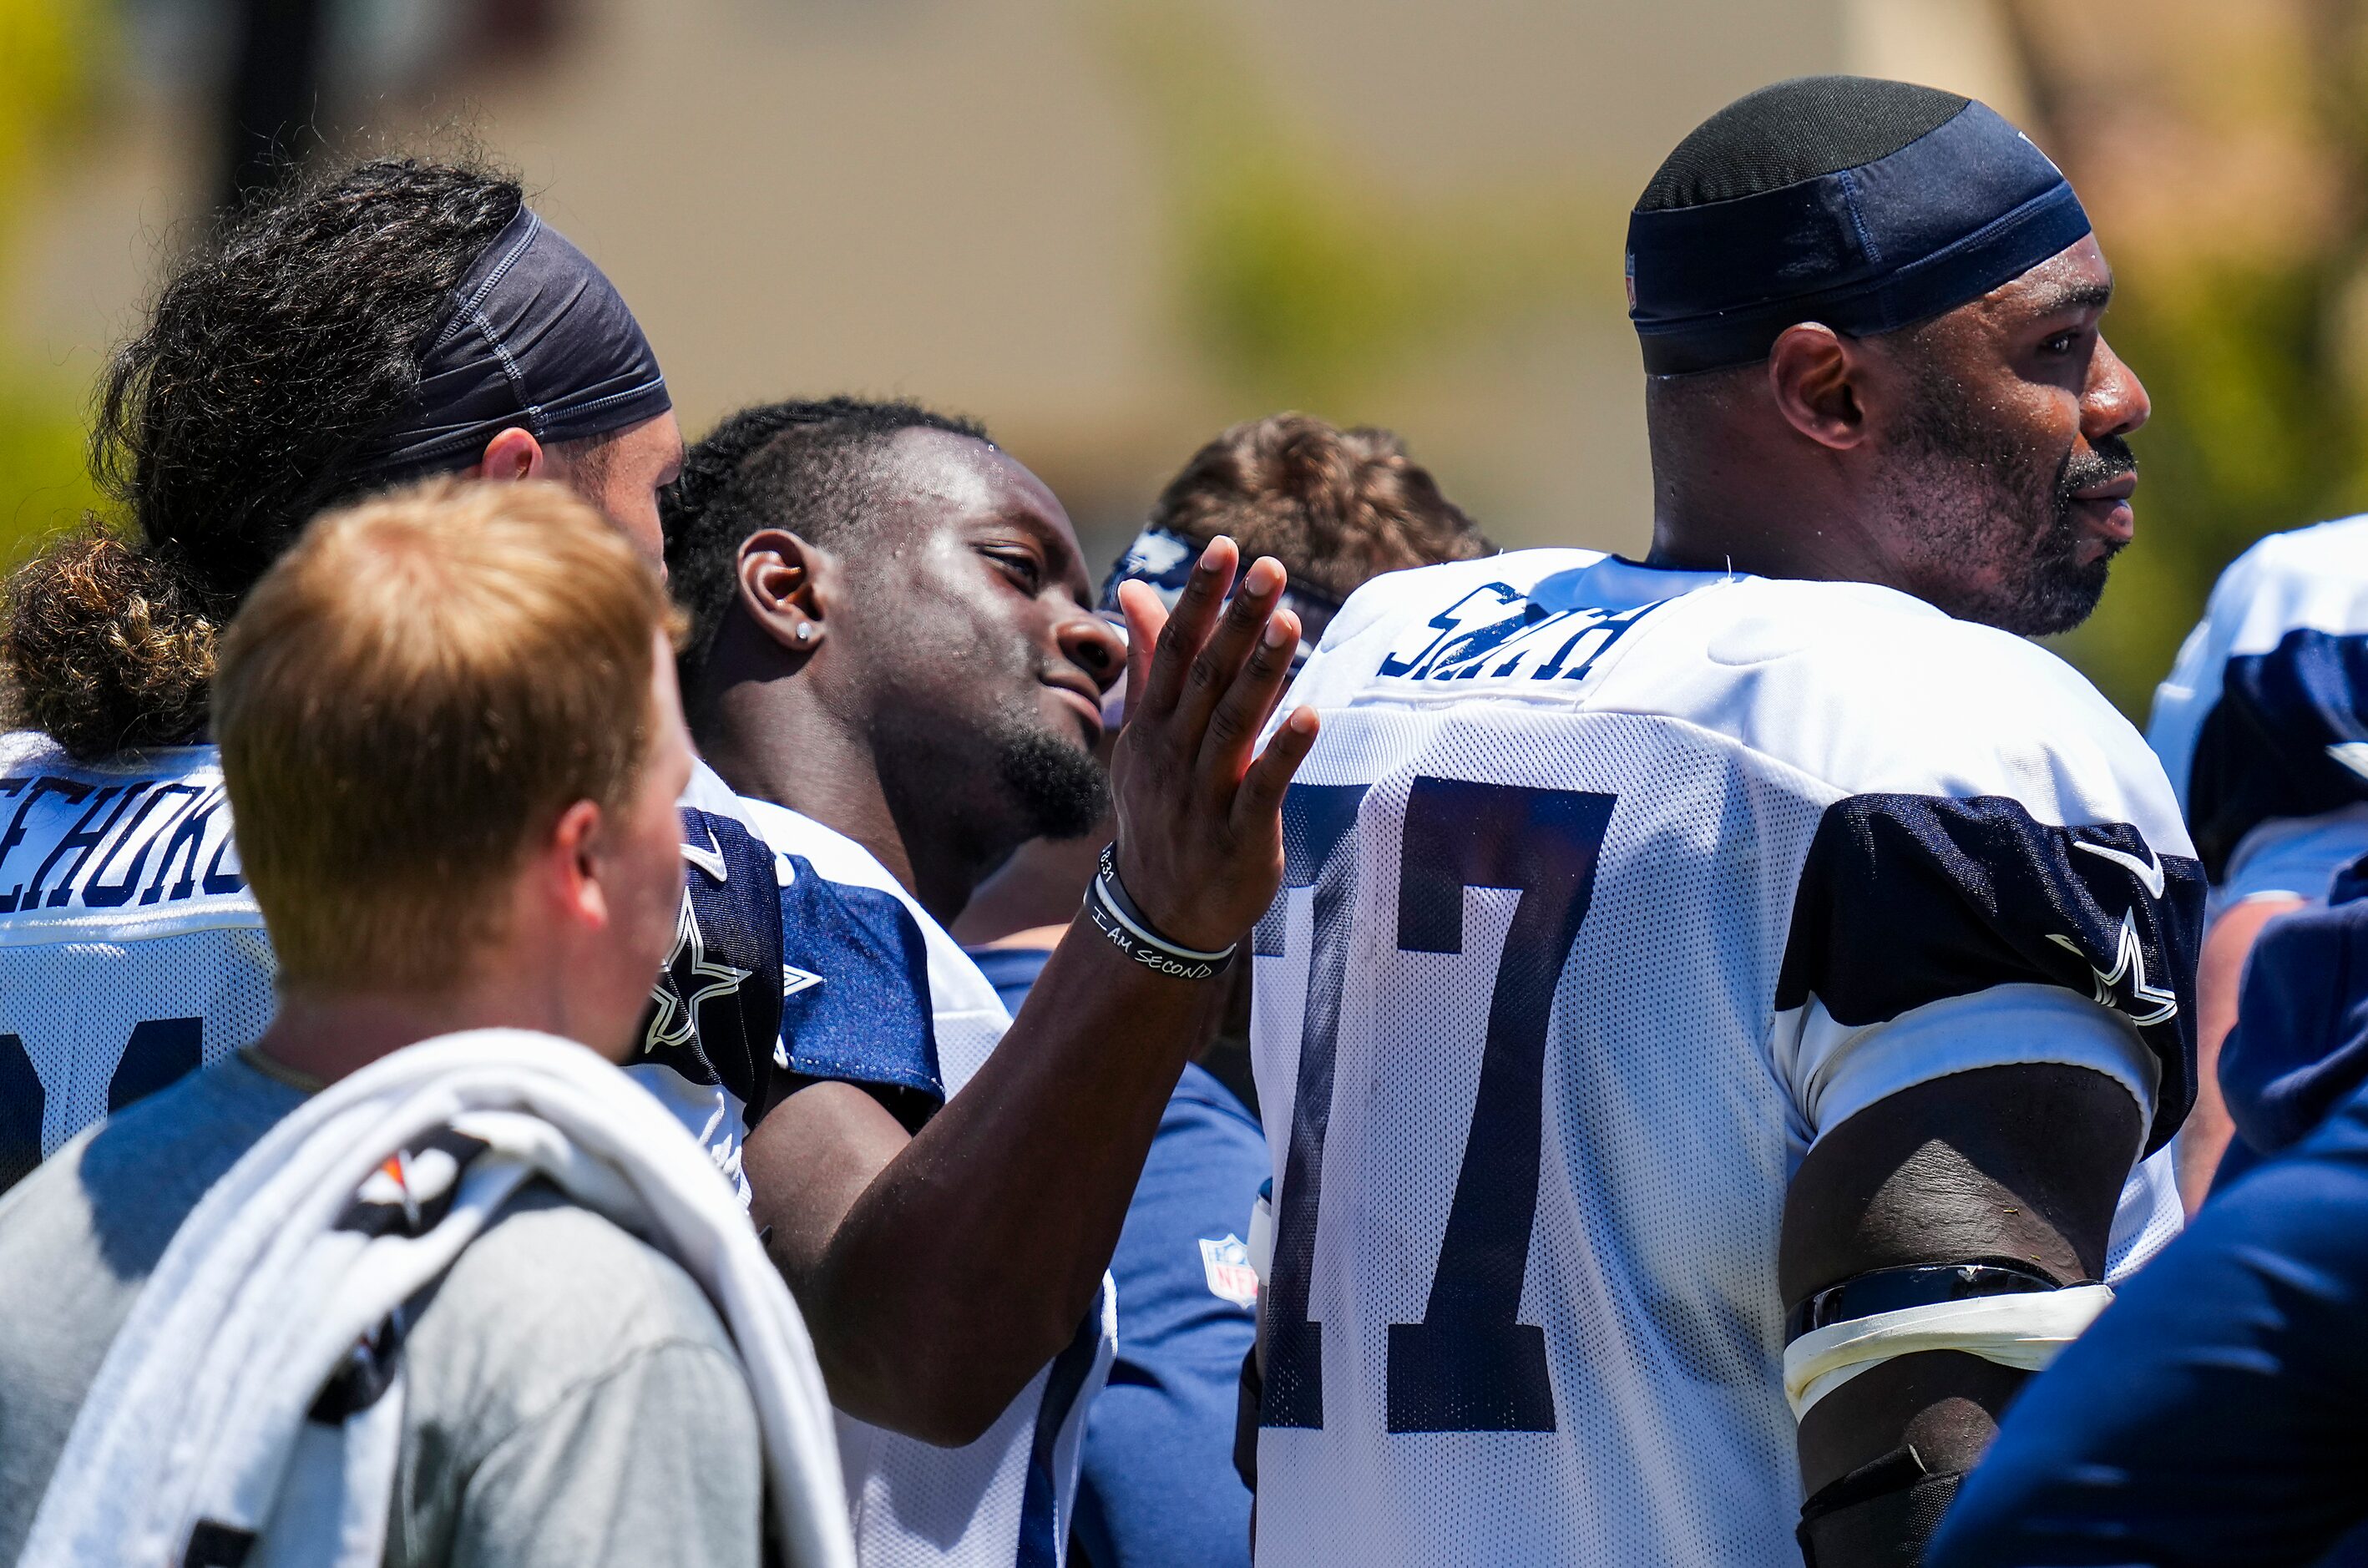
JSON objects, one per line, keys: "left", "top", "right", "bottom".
{"left": 635, "top": 806, "right": 787, "bottom": 1122}
{"left": 2188, "top": 627, "right": 2368, "bottom": 879}
{"left": 777, "top": 855, "right": 944, "bottom": 1111}
{"left": 1778, "top": 793, "right": 2205, "bottom": 1152}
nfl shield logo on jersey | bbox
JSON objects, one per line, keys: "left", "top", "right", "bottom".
{"left": 1200, "top": 1234, "right": 1259, "bottom": 1308}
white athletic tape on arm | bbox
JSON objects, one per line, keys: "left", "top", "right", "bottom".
{"left": 1247, "top": 1191, "right": 1274, "bottom": 1289}
{"left": 1783, "top": 1284, "right": 2113, "bottom": 1420}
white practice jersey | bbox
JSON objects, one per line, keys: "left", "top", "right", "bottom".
{"left": 0, "top": 733, "right": 269, "bottom": 1190}
{"left": 2149, "top": 514, "right": 2368, "bottom": 908}
{"left": 1248, "top": 553, "right": 2204, "bottom": 1568}
{"left": 738, "top": 797, "right": 1116, "bottom": 1568}
{"left": 0, "top": 734, "right": 787, "bottom": 1198}
{"left": 623, "top": 758, "right": 807, "bottom": 1200}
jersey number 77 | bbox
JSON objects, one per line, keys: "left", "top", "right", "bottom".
{"left": 1259, "top": 777, "right": 1613, "bottom": 1435}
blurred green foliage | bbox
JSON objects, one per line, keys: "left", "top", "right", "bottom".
{"left": 0, "top": 382, "right": 104, "bottom": 571}
{"left": 0, "top": 0, "right": 105, "bottom": 573}
{"left": 2050, "top": 258, "right": 2368, "bottom": 714}
{"left": 2018, "top": 0, "right": 2368, "bottom": 716}
{"left": 1093, "top": 0, "right": 1616, "bottom": 412}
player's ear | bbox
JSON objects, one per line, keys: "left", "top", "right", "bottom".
{"left": 541, "top": 797, "right": 611, "bottom": 933}
{"left": 736, "top": 529, "right": 832, "bottom": 660}
{"left": 1767, "top": 323, "right": 1870, "bottom": 453}
{"left": 473, "top": 426, "right": 549, "bottom": 483}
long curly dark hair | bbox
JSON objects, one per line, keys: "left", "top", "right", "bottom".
{"left": 1, "top": 157, "right": 524, "bottom": 757}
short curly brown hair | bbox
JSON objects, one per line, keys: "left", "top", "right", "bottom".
{"left": 0, "top": 528, "right": 219, "bottom": 755}
{"left": 1146, "top": 414, "right": 1493, "bottom": 601}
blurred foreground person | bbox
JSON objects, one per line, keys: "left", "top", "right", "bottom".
{"left": 662, "top": 399, "right": 1316, "bottom": 1565}
{"left": 0, "top": 157, "right": 785, "bottom": 1196}
{"left": 2210, "top": 858, "right": 2368, "bottom": 1191}
{"left": 1244, "top": 77, "right": 2197, "bottom": 1568}
{"left": 1924, "top": 869, "right": 2368, "bottom": 1567}
{"left": 0, "top": 482, "right": 851, "bottom": 1568}
{"left": 957, "top": 412, "right": 1494, "bottom": 1568}
{"left": 2147, "top": 518, "right": 2368, "bottom": 1202}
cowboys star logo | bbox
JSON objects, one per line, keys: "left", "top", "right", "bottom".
{"left": 2047, "top": 908, "right": 2178, "bottom": 1028}
{"left": 645, "top": 885, "right": 753, "bottom": 1054}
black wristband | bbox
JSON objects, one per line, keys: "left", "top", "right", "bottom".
{"left": 1083, "top": 842, "right": 1237, "bottom": 981}
{"left": 1785, "top": 1259, "right": 2078, "bottom": 1344}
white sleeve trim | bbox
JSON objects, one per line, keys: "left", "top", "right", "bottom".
{"left": 1786, "top": 982, "right": 2160, "bottom": 1146}
{"left": 1247, "top": 1190, "right": 1274, "bottom": 1289}
{"left": 2104, "top": 1145, "right": 2183, "bottom": 1283}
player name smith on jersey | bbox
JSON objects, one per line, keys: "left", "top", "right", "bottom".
{"left": 1249, "top": 551, "right": 2204, "bottom": 1567}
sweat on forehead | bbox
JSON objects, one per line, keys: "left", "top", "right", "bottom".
{"left": 1627, "top": 75, "right": 2092, "bottom": 375}
{"left": 874, "top": 424, "right": 1055, "bottom": 518}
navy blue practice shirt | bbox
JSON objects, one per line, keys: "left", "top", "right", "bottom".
{"left": 969, "top": 946, "right": 1265, "bottom": 1568}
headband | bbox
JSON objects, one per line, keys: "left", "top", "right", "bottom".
{"left": 1626, "top": 101, "right": 2092, "bottom": 375}
{"left": 353, "top": 208, "right": 672, "bottom": 478}
{"left": 1097, "top": 526, "right": 1345, "bottom": 670}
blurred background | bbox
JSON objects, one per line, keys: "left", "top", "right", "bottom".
{"left": 0, "top": 0, "right": 2352, "bottom": 716}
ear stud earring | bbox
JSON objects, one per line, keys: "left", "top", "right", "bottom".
{"left": 794, "top": 623, "right": 815, "bottom": 645}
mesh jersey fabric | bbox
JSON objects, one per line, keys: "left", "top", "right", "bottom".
{"left": 0, "top": 734, "right": 269, "bottom": 1193}
{"left": 0, "top": 735, "right": 787, "bottom": 1199}
{"left": 1247, "top": 551, "right": 2201, "bottom": 1568}
{"left": 1070, "top": 1062, "right": 1264, "bottom": 1568}
{"left": 736, "top": 798, "right": 1115, "bottom": 1568}
{"left": 969, "top": 945, "right": 1053, "bottom": 1020}
{"left": 2148, "top": 515, "right": 2368, "bottom": 903}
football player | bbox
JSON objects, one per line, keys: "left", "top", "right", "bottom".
{"left": 1244, "top": 78, "right": 2198, "bottom": 1567}
{"left": 0, "top": 158, "right": 779, "bottom": 1195}
{"left": 954, "top": 413, "right": 1495, "bottom": 1568}
{"left": 658, "top": 397, "right": 1315, "bottom": 1566}
{"left": 2147, "top": 518, "right": 2368, "bottom": 1201}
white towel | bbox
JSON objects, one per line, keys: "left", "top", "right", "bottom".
{"left": 15, "top": 1028, "right": 856, "bottom": 1568}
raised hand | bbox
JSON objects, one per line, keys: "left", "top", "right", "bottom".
{"left": 1106, "top": 534, "right": 1321, "bottom": 955}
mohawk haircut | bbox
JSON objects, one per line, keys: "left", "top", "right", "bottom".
{"left": 1636, "top": 75, "right": 1969, "bottom": 212}
{"left": 660, "top": 397, "right": 987, "bottom": 691}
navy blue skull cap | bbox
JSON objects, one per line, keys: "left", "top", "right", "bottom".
{"left": 1626, "top": 76, "right": 2092, "bottom": 376}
